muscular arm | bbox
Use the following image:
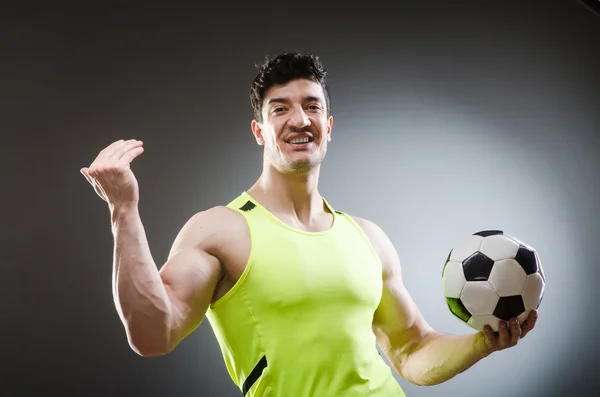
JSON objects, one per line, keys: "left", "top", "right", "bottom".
{"left": 353, "top": 217, "right": 491, "bottom": 386}
{"left": 112, "top": 205, "right": 224, "bottom": 357}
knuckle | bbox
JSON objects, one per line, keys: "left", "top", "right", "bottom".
{"left": 96, "top": 164, "right": 125, "bottom": 174}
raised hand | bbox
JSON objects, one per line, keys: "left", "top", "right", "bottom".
{"left": 81, "top": 139, "right": 145, "bottom": 209}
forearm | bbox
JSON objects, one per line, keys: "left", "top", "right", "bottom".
{"left": 398, "top": 331, "right": 490, "bottom": 386}
{"left": 111, "top": 204, "right": 173, "bottom": 356}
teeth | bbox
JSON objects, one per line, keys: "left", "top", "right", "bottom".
{"left": 290, "top": 137, "right": 310, "bottom": 144}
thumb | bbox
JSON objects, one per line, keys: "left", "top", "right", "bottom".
{"left": 80, "top": 167, "right": 93, "bottom": 185}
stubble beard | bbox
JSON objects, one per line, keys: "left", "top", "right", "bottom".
{"left": 269, "top": 147, "right": 325, "bottom": 175}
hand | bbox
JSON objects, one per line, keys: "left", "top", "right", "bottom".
{"left": 481, "top": 309, "right": 538, "bottom": 355}
{"left": 81, "top": 139, "right": 144, "bottom": 209}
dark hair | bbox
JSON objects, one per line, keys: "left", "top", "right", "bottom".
{"left": 250, "top": 52, "right": 331, "bottom": 122}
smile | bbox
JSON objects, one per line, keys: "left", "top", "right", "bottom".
{"left": 289, "top": 137, "right": 311, "bottom": 144}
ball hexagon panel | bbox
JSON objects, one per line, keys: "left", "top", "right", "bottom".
{"left": 478, "top": 234, "right": 520, "bottom": 261}
{"left": 521, "top": 272, "right": 545, "bottom": 310}
{"left": 448, "top": 234, "right": 483, "bottom": 262}
{"left": 467, "top": 314, "right": 502, "bottom": 332}
{"left": 460, "top": 281, "right": 499, "bottom": 316}
{"left": 514, "top": 246, "right": 539, "bottom": 275}
{"left": 462, "top": 252, "right": 495, "bottom": 281}
{"left": 442, "top": 261, "right": 467, "bottom": 299}
{"left": 493, "top": 295, "right": 525, "bottom": 321}
{"left": 488, "top": 259, "right": 527, "bottom": 297}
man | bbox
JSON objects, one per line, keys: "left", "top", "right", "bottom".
{"left": 81, "top": 53, "right": 537, "bottom": 396}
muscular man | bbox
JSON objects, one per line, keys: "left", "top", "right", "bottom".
{"left": 81, "top": 53, "right": 537, "bottom": 396}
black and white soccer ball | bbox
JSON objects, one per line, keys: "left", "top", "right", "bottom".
{"left": 442, "top": 230, "right": 545, "bottom": 332}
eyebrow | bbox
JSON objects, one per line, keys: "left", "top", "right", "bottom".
{"left": 267, "top": 96, "right": 323, "bottom": 106}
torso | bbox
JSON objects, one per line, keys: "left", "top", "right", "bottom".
{"left": 202, "top": 193, "right": 405, "bottom": 397}
{"left": 207, "top": 201, "right": 336, "bottom": 303}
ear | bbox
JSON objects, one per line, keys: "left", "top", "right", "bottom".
{"left": 326, "top": 116, "right": 333, "bottom": 141}
{"left": 251, "top": 119, "right": 265, "bottom": 146}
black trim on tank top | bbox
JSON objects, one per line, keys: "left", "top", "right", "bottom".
{"left": 243, "top": 355, "right": 267, "bottom": 395}
{"left": 240, "top": 201, "right": 256, "bottom": 212}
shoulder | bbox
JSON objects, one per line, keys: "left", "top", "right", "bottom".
{"left": 182, "top": 205, "right": 245, "bottom": 232}
{"left": 348, "top": 215, "right": 388, "bottom": 248}
{"left": 171, "top": 205, "right": 248, "bottom": 254}
{"left": 349, "top": 215, "right": 382, "bottom": 236}
{"left": 348, "top": 215, "right": 400, "bottom": 272}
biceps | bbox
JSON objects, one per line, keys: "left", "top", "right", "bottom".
{"left": 373, "top": 274, "right": 433, "bottom": 355}
{"left": 160, "top": 249, "right": 223, "bottom": 333}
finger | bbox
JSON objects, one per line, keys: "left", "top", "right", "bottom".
{"left": 91, "top": 141, "right": 141, "bottom": 172}
{"left": 119, "top": 145, "right": 144, "bottom": 165}
{"left": 86, "top": 166, "right": 98, "bottom": 179}
{"left": 103, "top": 139, "right": 141, "bottom": 161}
{"left": 80, "top": 167, "right": 94, "bottom": 185}
{"left": 498, "top": 321, "right": 510, "bottom": 349}
{"left": 93, "top": 180, "right": 109, "bottom": 202}
{"left": 98, "top": 139, "right": 125, "bottom": 158}
{"left": 86, "top": 166, "right": 103, "bottom": 183}
{"left": 483, "top": 325, "right": 498, "bottom": 351}
{"left": 82, "top": 167, "right": 108, "bottom": 201}
{"left": 509, "top": 318, "right": 521, "bottom": 346}
{"left": 113, "top": 140, "right": 143, "bottom": 163}
{"left": 520, "top": 310, "right": 538, "bottom": 339}
{"left": 89, "top": 140, "right": 124, "bottom": 166}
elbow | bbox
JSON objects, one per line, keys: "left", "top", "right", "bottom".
{"left": 397, "top": 360, "right": 447, "bottom": 387}
{"left": 128, "top": 338, "right": 169, "bottom": 357}
{"left": 408, "top": 374, "right": 445, "bottom": 387}
{"left": 399, "top": 354, "right": 459, "bottom": 387}
{"left": 130, "top": 342, "right": 170, "bottom": 358}
{"left": 126, "top": 327, "right": 174, "bottom": 358}
{"left": 412, "top": 369, "right": 458, "bottom": 387}
{"left": 396, "top": 363, "right": 437, "bottom": 387}
{"left": 393, "top": 332, "right": 447, "bottom": 387}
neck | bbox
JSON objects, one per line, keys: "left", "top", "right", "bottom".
{"left": 249, "top": 162, "right": 326, "bottom": 220}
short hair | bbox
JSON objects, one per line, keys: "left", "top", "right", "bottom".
{"left": 250, "top": 52, "right": 331, "bottom": 122}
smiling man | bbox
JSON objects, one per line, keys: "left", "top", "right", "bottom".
{"left": 81, "top": 52, "right": 537, "bottom": 397}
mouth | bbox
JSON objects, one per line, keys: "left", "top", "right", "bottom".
{"left": 287, "top": 136, "right": 313, "bottom": 145}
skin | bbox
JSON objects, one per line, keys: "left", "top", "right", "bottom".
{"left": 81, "top": 78, "right": 537, "bottom": 384}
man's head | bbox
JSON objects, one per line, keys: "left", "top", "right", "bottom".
{"left": 250, "top": 53, "right": 333, "bottom": 173}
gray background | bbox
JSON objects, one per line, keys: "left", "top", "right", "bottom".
{"left": 2, "top": 1, "right": 599, "bottom": 396}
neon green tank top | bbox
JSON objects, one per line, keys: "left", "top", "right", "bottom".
{"left": 205, "top": 192, "right": 406, "bottom": 397}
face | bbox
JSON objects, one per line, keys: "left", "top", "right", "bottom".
{"left": 251, "top": 79, "right": 333, "bottom": 173}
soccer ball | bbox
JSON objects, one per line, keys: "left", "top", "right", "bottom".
{"left": 441, "top": 230, "right": 545, "bottom": 332}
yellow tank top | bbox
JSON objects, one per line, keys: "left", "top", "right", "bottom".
{"left": 205, "top": 192, "right": 406, "bottom": 397}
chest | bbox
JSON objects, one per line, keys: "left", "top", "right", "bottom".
{"left": 247, "top": 223, "right": 383, "bottom": 313}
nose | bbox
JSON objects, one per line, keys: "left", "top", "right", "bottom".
{"left": 288, "top": 106, "right": 310, "bottom": 129}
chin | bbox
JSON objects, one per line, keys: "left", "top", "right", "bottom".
{"left": 286, "top": 156, "right": 324, "bottom": 173}
{"left": 288, "top": 162, "right": 314, "bottom": 173}
{"left": 269, "top": 149, "right": 326, "bottom": 173}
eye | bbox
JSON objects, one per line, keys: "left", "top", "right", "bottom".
{"left": 273, "top": 107, "right": 285, "bottom": 113}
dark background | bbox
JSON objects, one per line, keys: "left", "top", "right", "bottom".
{"left": 2, "top": 1, "right": 599, "bottom": 396}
